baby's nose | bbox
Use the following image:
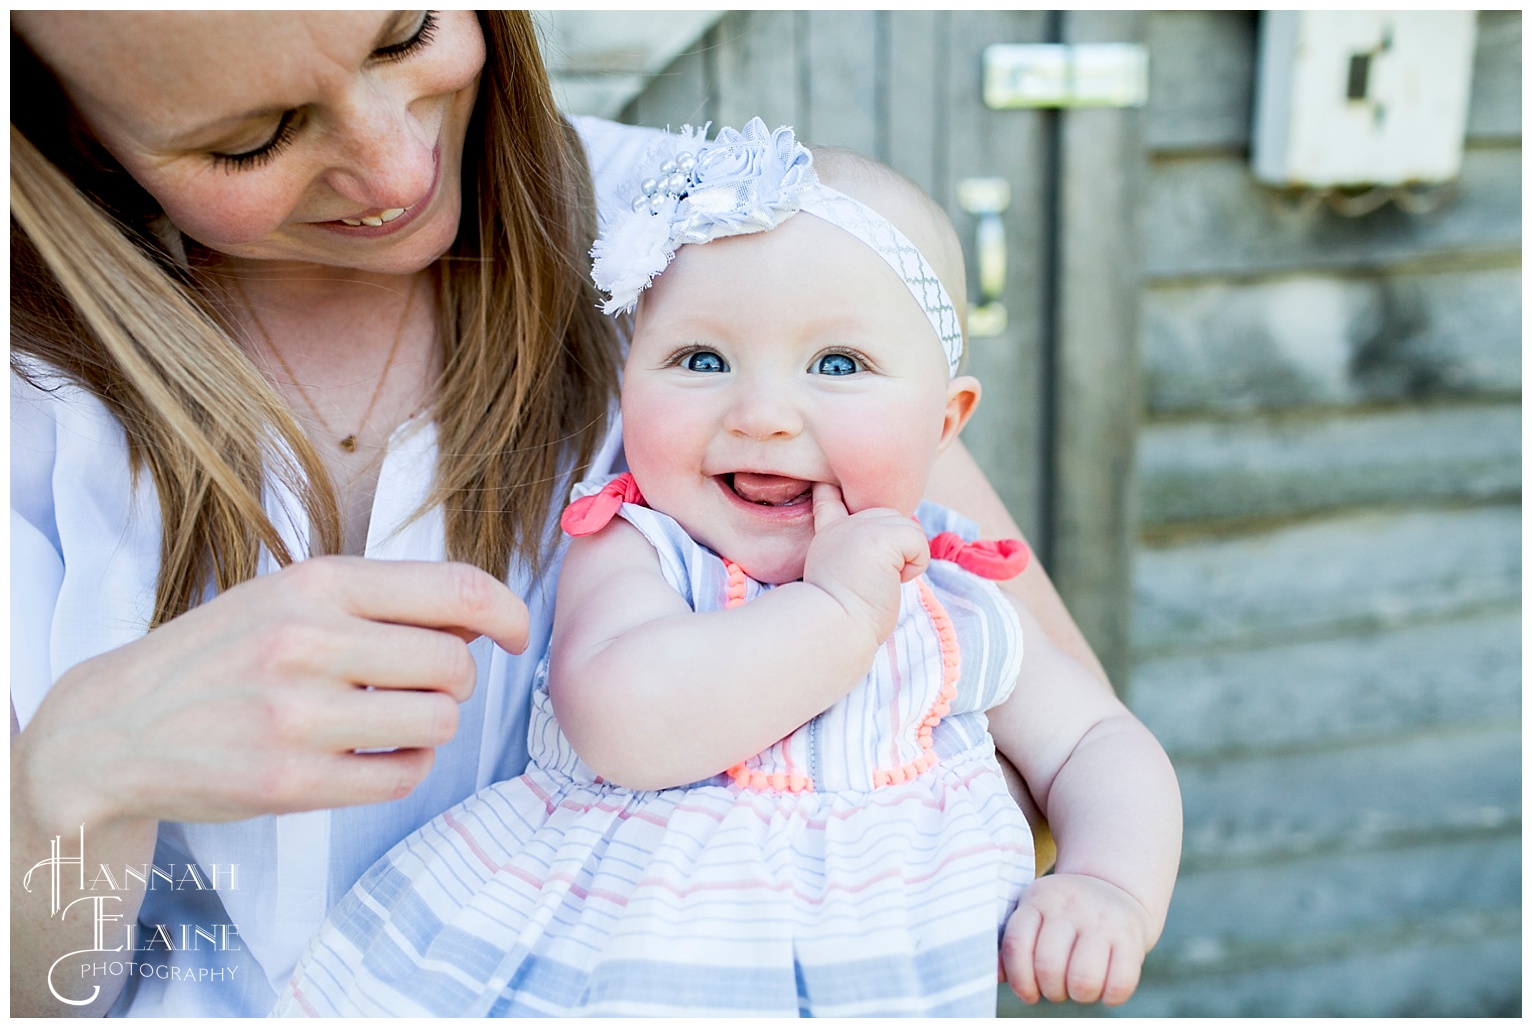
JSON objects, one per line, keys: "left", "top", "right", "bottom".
{"left": 723, "top": 383, "right": 804, "bottom": 440}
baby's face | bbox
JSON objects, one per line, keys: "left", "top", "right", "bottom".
{"left": 622, "top": 212, "right": 972, "bottom": 584}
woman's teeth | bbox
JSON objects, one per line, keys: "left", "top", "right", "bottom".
{"left": 339, "top": 207, "right": 407, "bottom": 227}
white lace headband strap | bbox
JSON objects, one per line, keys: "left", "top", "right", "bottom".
{"left": 590, "top": 118, "right": 965, "bottom": 377}
{"left": 795, "top": 186, "right": 963, "bottom": 376}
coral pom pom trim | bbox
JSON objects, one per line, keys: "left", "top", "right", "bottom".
{"left": 721, "top": 560, "right": 815, "bottom": 794}
{"left": 722, "top": 575, "right": 963, "bottom": 795}
{"left": 869, "top": 579, "right": 957, "bottom": 789}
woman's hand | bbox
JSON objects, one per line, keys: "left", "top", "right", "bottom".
{"left": 14, "top": 555, "right": 530, "bottom": 836}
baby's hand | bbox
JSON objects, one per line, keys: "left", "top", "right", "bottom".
{"left": 1000, "top": 873, "right": 1154, "bottom": 1006}
{"left": 801, "top": 482, "right": 928, "bottom": 647}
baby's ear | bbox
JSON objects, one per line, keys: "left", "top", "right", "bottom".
{"left": 939, "top": 375, "right": 982, "bottom": 451}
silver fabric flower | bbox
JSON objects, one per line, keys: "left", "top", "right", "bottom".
{"left": 590, "top": 118, "right": 816, "bottom": 314}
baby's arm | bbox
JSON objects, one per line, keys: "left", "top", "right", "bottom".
{"left": 550, "top": 485, "right": 926, "bottom": 790}
{"left": 988, "top": 597, "right": 1182, "bottom": 1006}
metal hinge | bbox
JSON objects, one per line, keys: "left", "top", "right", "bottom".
{"left": 983, "top": 43, "right": 1149, "bottom": 109}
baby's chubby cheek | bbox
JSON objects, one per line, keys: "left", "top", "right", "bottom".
{"left": 829, "top": 437, "right": 940, "bottom": 517}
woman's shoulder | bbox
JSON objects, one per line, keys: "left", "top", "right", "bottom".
{"left": 568, "top": 116, "right": 668, "bottom": 224}
{"left": 12, "top": 361, "right": 120, "bottom": 464}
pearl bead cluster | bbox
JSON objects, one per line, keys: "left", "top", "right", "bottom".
{"left": 630, "top": 151, "right": 700, "bottom": 213}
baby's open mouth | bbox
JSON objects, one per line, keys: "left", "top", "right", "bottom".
{"left": 726, "top": 473, "right": 813, "bottom": 507}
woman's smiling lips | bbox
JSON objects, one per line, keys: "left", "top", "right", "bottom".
{"left": 315, "top": 140, "right": 442, "bottom": 238}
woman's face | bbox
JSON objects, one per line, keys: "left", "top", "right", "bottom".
{"left": 14, "top": 10, "right": 485, "bottom": 275}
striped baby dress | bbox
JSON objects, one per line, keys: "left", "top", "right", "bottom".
{"left": 274, "top": 482, "right": 1033, "bottom": 1017}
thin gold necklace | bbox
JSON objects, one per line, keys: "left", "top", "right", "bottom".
{"left": 233, "top": 277, "right": 418, "bottom": 453}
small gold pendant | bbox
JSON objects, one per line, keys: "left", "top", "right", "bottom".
{"left": 339, "top": 435, "right": 357, "bottom": 453}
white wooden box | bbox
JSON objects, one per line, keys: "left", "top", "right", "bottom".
{"left": 1252, "top": 11, "right": 1477, "bottom": 188}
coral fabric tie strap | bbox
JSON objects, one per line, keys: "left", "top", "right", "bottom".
{"left": 563, "top": 475, "right": 1029, "bottom": 583}
{"left": 927, "top": 532, "right": 1030, "bottom": 581}
{"left": 561, "top": 472, "right": 645, "bottom": 537}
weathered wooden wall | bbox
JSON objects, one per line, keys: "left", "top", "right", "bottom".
{"left": 599, "top": 9, "right": 1521, "bottom": 1017}
{"left": 1120, "top": 10, "right": 1521, "bottom": 1017}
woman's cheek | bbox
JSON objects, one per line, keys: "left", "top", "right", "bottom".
{"left": 155, "top": 170, "right": 304, "bottom": 250}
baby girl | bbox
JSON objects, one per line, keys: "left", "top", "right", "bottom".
{"left": 276, "top": 119, "right": 1180, "bottom": 1017}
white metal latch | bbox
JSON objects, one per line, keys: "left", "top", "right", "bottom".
{"left": 957, "top": 178, "right": 1011, "bottom": 338}
{"left": 984, "top": 43, "right": 1149, "bottom": 109}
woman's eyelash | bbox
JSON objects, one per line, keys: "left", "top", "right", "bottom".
{"left": 372, "top": 10, "right": 438, "bottom": 63}
{"left": 210, "top": 110, "right": 299, "bottom": 173}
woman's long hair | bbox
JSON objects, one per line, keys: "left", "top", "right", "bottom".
{"left": 10, "top": 12, "right": 619, "bottom": 627}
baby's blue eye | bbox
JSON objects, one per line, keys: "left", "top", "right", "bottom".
{"left": 684, "top": 351, "right": 727, "bottom": 373}
{"left": 813, "top": 353, "right": 861, "bottom": 376}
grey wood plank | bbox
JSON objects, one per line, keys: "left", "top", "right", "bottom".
{"left": 1142, "top": 265, "right": 1523, "bottom": 415}
{"left": 1133, "top": 504, "right": 1521, "bottom": 655}
{"left": 1156, "top": 835, "right": 1520, "bottom": 977}
{"left": 943, "top": 10, "right": 1051, "bottom": 547}
{"left": 1144, "top": 10, "right": 1258, "bottom": 154}
{"left": 1051, "top": 9, "right": 1148, "bottom": 687}
{"left": 801, "top": 10, "right": 879, "bottom": 155}
{"left": 711, "top": 10, "right": 801, "bottom": 132}
{"left": 1118, "top": 921, "right": 1521, "bottom": 1017}
{"left": 1131, "top": 611, "right": 1522, "bottom": 759}
{"left": 1467, "top": 10, "right": 1522, "bottom": 142}
{"left": 1137, "top": 403, "right": 1522, "bottom": 527}
{"left": 1143, "top": 146, "right": 1521, "bottom": 282}
{"left": 1175, "top": 724, "right": 1520, "bottom": 867}
{"left": 885, "top": 10, "right": 943, "bottom": 198}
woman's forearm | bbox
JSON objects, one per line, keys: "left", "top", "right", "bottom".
{"left": 927, "top": 440, "right": 1110, "bottom": 686}
{"left": 11, "top": 727, "right": 158, "bottom": 1016}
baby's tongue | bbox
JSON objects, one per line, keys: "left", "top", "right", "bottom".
{"left": 732, "top": 473, "right": 811, "bottom": 506}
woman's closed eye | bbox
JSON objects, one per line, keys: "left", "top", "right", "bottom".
{"left": 207, "top": 12, "right": 440, "bottom": 172}
{"left": 372, "top": 10, "right": 439, "bottom": 64}
{"left": 210, "top": 110, "right": 301, "bottom": 172}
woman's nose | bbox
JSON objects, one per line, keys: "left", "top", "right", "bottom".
{"left": 321, "top": 86, "right": 436, "bottom": 211}
{"left": 723, "top": 380, "right": 804, "bottom": 440}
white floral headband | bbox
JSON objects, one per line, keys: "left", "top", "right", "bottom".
{"left": 590, "top": 118, "right": 964, "bottom": 377}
